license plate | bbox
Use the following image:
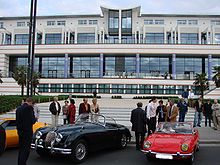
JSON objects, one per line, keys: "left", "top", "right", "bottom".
{"left": 156, "top": 153, "right": 173, "bottom": 160}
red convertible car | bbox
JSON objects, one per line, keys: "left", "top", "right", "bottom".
{"left": 141, "top": 122, "right": 199, "bottom": 164}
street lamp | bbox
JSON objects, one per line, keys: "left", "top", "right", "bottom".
{"left": 27, "top": 0, "right": 37, "bottom": 97}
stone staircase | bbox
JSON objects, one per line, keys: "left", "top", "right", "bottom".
{"left": 204, "top": 87, "right": 220, "bottom": 100}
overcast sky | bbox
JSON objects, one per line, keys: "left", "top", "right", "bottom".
{"left": 0, "top": 0, "right": 220, "bottom": 17}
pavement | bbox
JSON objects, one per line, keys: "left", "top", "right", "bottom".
{"left": 1, "top": 97, "right": 220, "bottom": 144}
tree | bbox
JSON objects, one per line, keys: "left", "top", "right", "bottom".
{"left": 193, "top": 73, "right": 209, "bottom": 99}
{"left": 13, "top": 66, "right": 27, "bottom": 96}
{"left": 212, "top": 66, "right": 220, "bottom": 87}
{"left": 32, "top": 72, "right": 41, "bottom": 95}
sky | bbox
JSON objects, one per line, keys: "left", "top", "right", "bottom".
{"left": 0, "top": 0, "right": 220, "bottom": 17}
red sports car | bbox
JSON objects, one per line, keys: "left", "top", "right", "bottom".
{"left": 141, "top": 122, "right": 199, "bottom": 165}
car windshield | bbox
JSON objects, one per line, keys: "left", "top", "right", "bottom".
{"left": 0, "top": 119, "right": 4, "bottom": 125}
{"left": 75, "top": 113, "right": 106, "bottom": 126}
{"left": 156, "top": 122, "right": 193, "bottom": 134}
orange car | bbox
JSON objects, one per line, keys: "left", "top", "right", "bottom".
{"left": 0, "top": 118, "right": 47, "bottom": 155}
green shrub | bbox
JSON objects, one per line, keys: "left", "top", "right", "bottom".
{"left": 111, "top": 96, "right": 122, "bottom": 99}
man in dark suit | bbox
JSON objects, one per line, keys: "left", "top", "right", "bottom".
{"left": 16, "top": 97, "right": 36, "bottom": 165}
{"left": 130, "top": 102, "right": 147, "bottom": 150}
{"left": 49, "top": 97, "right": 61, "bottom": 127}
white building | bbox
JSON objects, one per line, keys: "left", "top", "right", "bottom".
{"left": 0, "top": 6, "right": 219, "bottom": 97}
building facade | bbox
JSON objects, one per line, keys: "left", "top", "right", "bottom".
{"left": 0, "top": 6, "right": 219, "bottom": 97}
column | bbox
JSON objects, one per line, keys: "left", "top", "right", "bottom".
{"left": 208, "top": 54, "right": 212, "bottom": 81}
{"left": 171, "top": 30, "right": 174, "bottom": 44}
{"left": 198, "top": 29, "right": 202, "bottom": 44}
{"left": 11, "top": 31, "right": 14, "bottom": 44}
{"left": 119, "top": 10, "right": 122, "bottom": 44}
{"left": 164, "top": 29, "right": 167, "bottom": 44}
{"left": 95, "top": 27, "right": 98, "bottom": 43}
{"left": 68, "top": 31, "right": 71, "bottom": 44}
{"left": 102, "top": 30, "right": 105, "bottom": 43}
{"left": 99, "top": 54, "right": 104, "bottom": 78}
{"left": 64, "top": 54, "right": 68, "bottom": 78}
{"left": 42, "top": 29, "right": 45, "bottom": 44}
{"left": 74, "top": 28, "right": 78, "bottom": 44}
{"left": 136, "top": 54, "right": 140, "bottom": 78}
{"left": 61, "top": 29, "right": 65, "bottom": 44}
{"left": 172, "top": 54, "right": 176, "bottom": 79}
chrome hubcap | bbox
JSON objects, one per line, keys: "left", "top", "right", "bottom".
{"left": 75, "top": 143, "right": 86, "bottom": 160}
{"left": 121, "top": 135, "right": 127, "bottom": 147}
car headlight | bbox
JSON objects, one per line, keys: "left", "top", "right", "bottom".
{"left": 181, "top": 144, "right": 189, "bottom": 152}
{"left": 55, "top": 133, "right": 63, "bottom": 143}
{"left": 143, "top": 141, "right": 151, "bottom": 149}
{"left": 35, "top": 131, "right": 42, "bottom": 139}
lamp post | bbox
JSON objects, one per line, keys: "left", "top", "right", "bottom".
{"left": 27, "top": 0, "right": 37, "bottom": 97}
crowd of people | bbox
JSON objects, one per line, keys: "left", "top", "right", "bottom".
{"left": 130, "top": 96, "right": 220, "bottom": 150}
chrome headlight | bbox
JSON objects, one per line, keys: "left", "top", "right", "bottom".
{"left": 35, "top": 131, "right": 42, "bottom": 139}
{"left": 181, "top": 144, "right": 189, "bottom": 152}
{"left": 55, "top": 133, "right": 63, "bottom": 143}
{"left": 143, "top": 141, "right": 151, "bottom": 149}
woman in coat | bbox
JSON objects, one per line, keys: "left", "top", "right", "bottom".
{"left": 68, "top": 99, "right": 76, "bottom": 124}
{"left": 166, "top": 100, "right": 179, "bottom": 122}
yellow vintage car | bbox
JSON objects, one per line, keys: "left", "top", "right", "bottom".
{"left": 0, "top": 118, "right": 47, "bottom": 155}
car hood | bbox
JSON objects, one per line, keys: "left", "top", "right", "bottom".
{"left": 148, "top": 133, "right": 194, "bottom": 153}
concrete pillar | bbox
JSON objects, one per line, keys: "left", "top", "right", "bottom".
{"left": 68, "top": 31, "right": 70, "bottom": 44}
{"left": 95, "top": 27, "right": 98, "bottom": 43}
{"left": 164, "top": 29, "right": 167, "bottom": 44}
{"left": 177, "top": 28, "right": 180, "bottom": 44}
{"left": 74, "top": 28, "right": 78, "bottom": 44}
{"left": 11, "top": 31, "right": 14, "bottom": 44}
{"left": 119, "top": 10, "right": 122, "bottom": 44}
{"left": 198, "top": 29, "right": 202, "bottom": 44}
{"left": 171, "top": 30, "right": 174, "bottom": 44}
{"left": 143, "top": 26, "right": 146, "bottom": 43}
{"left": 42, "top": 29, "right": 45, "bottom": 44}
{"left": 172, "top": 54, "right": 176, "bottom": 79}
{"left": 208, "top": 54, "right": 212, "bottom": 80}
{"left": 136, "top": 54, "right": 140, "bottom": 78}
{"left": 102, "top": 30, "right": 105, "bottom": 43}
{"left": 64, "top": 54, "right": 68, "bottom": 78}
{"left": 100, "top": 53, "right": 104, "bottom": 77}
{"left": 212, "top": 27, "right": 215, "bottom": 44}
{"left": 61, "top": 28, "right": 64, "bottom": 44}
{"left": 134, "top": 30, "right": 137, "bottom": 43}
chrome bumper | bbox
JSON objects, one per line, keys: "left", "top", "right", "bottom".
{"left": 31, "top": 141, "right": 72, "bottom": 155}
{"left": 141, "top": 150, "right": 193, "bottom": 159}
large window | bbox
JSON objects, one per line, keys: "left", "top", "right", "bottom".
{"left": 50, "top": 84, "right": 61, "bottom": 93}
{"left": 72, "top": 56, "right": 99, "bottom": 78}
{"left": 15, "top": 34, "right": 29, "bottom": 45}
{"left": 17, "top": 22, "right": 26, "bottom": 27}
{"left": 214, "top": 33, "right": 220, "bottom": 44}
{"left": 73, "top": 84, "right": 84, "bottom": 93}
{"left": 121, "top": 10, "right": 132, "bottom": 34}
{"left": 140, "top": 57, "right": 169, "bottom": 75}
{"left": 38, "top": 84, "right": 49, "bottom": 92}
{"left": 152, "top": 85, "right": 164, "bottom": 94}
{"left": 109, "top": 10, "right": 119, "bottom": 34}
{"left": 42, "top": 57, "right": 65, "bottom": 78}
{"left": 47, "top": 21, "right": 56, "bottom": 26}
{"left": 57, "top": 21, "right": 66, "bottom": 26}
{"left": 112, "top": 84, "right": 124, "bottom": 94}
{"left": 85, "top": 84, "right": 96, "bottom": 93}
{"left": 145, "top": 33, "right": 164, "bottom": 44}
{"left": 77, "top": 33, "right": 95, "bottom": 44}
{"left": 180, "top": 33, "right": 198, "bottom": 44}
{"left": 165, "top": 85, "right": 176, "bottom": 94}
{"left": 98, "top": 84, "right": 110, "bottom": 93}
{"left": 45, "top": 33, "right": 62, "bottom": 44}
{"left": 63, "top": 84, "right": 72, "bottom": 93}
{"left": 139, "top": 85, "right": 151, "bottom": 94}
{"left": 125, "top": 85, "right": 137, "bottom": 94}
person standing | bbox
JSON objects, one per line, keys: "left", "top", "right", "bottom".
{"left": 204, "top": 99, "right": 212, "bottom": 127}
{"left": 146, "top": 97, "right": 158, "bottom": 135}
{"left": 68, "top": 99, "right": 76, "bottom": 124}
{"left": 16, "top": 97, "right": 36, "bottom": 165}
{"left": 62, "top": 100, "right": 69, "bottom": 124}
{"left": 212, "top": 99, "right": 220, "bottom": 130}
{"left": 49, "top": 97, "right": 61, "bottom": 127}
{"left": 79, "top": 98, "right": 90, "bottom": 115}
{"left": 130, "top": 102, "right": 147, "bottom": 150}
{"left": 166, "top": 100, "right": 179, "bottom": 122}
{"left": 177, "top": 98, "right": 188, "bottom": 122}
{"left": 156, "top": 100, "right": 167, "bottom": 123}
{"left": 33, "top": 101, "right": 40, "bottom": 121}
{"left": 90, "top": 98, "right": 100, "bottom": 122}
{"left": 193, "top": 97, "right": 203, "bottom": 127}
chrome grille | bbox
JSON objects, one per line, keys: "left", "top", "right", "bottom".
{"left": 45, "top": 131, "right": 56, "bottom": 147}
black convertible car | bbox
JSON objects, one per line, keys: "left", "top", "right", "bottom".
{"left": 31, "top": 113, "right": 131, "bottom": 163}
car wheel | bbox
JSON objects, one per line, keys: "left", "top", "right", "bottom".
{"left": 146, "top": 155, "right": 153, "bottom": 162}
{"left": 118, "top": 134, "right": 127, "bottom": 149}
{"left": 71, "top": 140, "right": 88, "bottom": 163}
{"left": 188, "top": 152, "right": 195, "bottom": 165}
{"left": 36, "top": 148, "right": 49, "bottom": 157}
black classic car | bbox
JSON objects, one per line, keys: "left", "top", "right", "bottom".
{"left": 31, "top": 113, "right": 131, "bottom": 163}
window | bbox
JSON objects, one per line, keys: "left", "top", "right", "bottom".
{"left": 15, "top": 34, "right": 29, "bottom": 45}
{"left": 214, "top": 33, "right": 220, "bottom": 44}
{"left": 98, "top": 84, "right": 110, "bottom": 93}
{"left": 73, "top": 84, "right": 84, "bottom": 93}
{"left": 50, "top": 84, "right": 61, "bottom": 93}
{"left": 38, "top": 84, "right": 49, "bottom": 92}
{"left": 109, "top": 10, "right": 119, "bottom": 29}
{"left": 0, "top": 22, "right": 3, "bottom": 28}
{"left": 180, "top": 33, "right": 198, "bottom": 44}
{"left": 211, "top": 20, "right": 220, "bottom": 25}
{"left": 45, "top": 33, "right": 62, "bottom": 44}
{"left": 155, "top": 20, "right": 164, "bottom": 25}
{"left": 152, "top": 85, "right": 164, "bottom": 94}
{"left": 57, "top": 20, "right": 66, "bottom": 26}
{"left": 47, "top": 21, "right": 56, "bottom": 26}
{"left": 77, "top": 33, "right": 95, "bottom": 43}
{"left": 121, "top": 10, "right": 132, "bottom": 29}
{"left": 85, "top": 84, "right": 96, "bottom": 93}
{"left": 177, "top": 20, "right": 187, "bottom": 25}
{"left": 139, "top": 85, "right": 151, "bottom": 94}
{"left": 112, "top": 84, "right": 124, "bottom": 94}
{"left": 63, "top": 84, "right": 72, "bottom": 93}
{"left": 145, "top": 33, "right": 164, "bottom": 44}
{"left": 188, "top": 20, "right": 198, "bottom": 25}
{"left": 165, "top": 85, "right": 176, "bottom": 94}
{"left": 17, "top": 22, "right": 25, "bottom": 27}
{"left": 78, "top": 20, "right": 87, "bottom": 25}
{"left": 144, "top": 19, "right": 153, "bottom": 25}
{"left": 125, "top": 85, "right": 137, "bottom": 94}
{"left": 89, "top": 20, "right": 98, "bottom": 25}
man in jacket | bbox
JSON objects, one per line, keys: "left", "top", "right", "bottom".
{"left": 177, "top": 98, "right": 188, "bottom": 122}
{"left": 204, "top": 99, "right": 212, "bottom": 127}
{"left": 166, "top": 100, "right": 179, "bottom": 122}
{"left": 79, "top": 98, "right": 90, "bottom": 115}
{"left": 156, "top": 100, "right": 167, "bottom": 123}
{"left": 49, "top": 97, "right": 61, "bottom": 127}
{"left": 16, "top": 97, "right": 36, "bottom": 165}
{"left": 130, "top": 102, "right": 147, "bottom": 150}
{"left": 193, "top": 97, "right": 203, "bottom": 127}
